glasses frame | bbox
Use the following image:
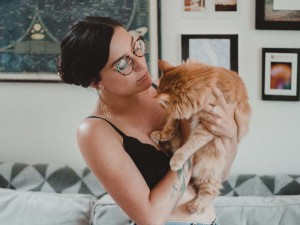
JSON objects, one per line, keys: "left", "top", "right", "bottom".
{"left": 113, "top": 35, "right": 146, "bottom": 76}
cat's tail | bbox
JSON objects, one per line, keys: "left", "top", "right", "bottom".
{"left": 235, "top": 100, "right": 251, "bottom": 142}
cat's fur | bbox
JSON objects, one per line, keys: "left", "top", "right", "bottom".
{"left": 151, "top": 60, "right": 251, "bottom": 213}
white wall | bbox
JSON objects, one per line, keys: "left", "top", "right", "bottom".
{"left": 0, "top": 83, "right": 97, "bottom": 167}
{"left": 160, "top": 0, "right": 300, "bottom": 175}
{"left": 0, "top": 1, "right": 299, "bottom": 175}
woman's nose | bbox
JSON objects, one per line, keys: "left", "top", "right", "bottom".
{"left": 132, "top": 55, "right": 146, "bottom": 72}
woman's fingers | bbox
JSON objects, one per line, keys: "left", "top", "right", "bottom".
{"left": 200, "top": 87, "right": 238, "bottom": 138}
{"left": 212, "top": 87, "right": 226, "bottom": 108}
{"left": 202, "top": 87, "right": 226, "bottom": 117}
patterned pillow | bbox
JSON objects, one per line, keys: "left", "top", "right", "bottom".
{"left": 221, "top": 174, "right": 300, "bottom": 196}
{"left": 0, "top": 162, "right": 105, "bottom": 197}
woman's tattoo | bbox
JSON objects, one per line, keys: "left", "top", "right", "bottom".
{"left": 170, "top": 158, "right": 192, "bottom": 208}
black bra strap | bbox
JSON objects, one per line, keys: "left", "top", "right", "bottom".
{"left": 86, "top": 116, "right": 126, "bottom": 138}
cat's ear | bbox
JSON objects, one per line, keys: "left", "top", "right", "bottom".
{"left": 182, "top": 58, "right": 192, "bottom": 65}
{"left": 158, "top": 60, "right": 175, "bottom": 73}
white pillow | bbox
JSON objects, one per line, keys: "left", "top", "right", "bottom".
{"left": 214, "top": 195, "right": 300, "bottom": 225}
{"left": 0, "top": 188, "right": 95, "bottom": 225}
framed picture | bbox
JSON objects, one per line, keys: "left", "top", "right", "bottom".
{"left": 262, "top": 48, "right": 300, "bottom": 101}
{"left": 213, "top": 0, "right": 240, "bottom": 17}
{"left": 181, "top": 34, "right": 238, "bottom": 72}
{"left": 182, "top": 0, "right": 211, "bottom": 18}
{"left": 0, "top": 0, "right": 158, "bottom": 82}
{"left": 256, "top": 0, "right": 300, "bottom": 30}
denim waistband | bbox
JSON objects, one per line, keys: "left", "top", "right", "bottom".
{"left": 130, "top": 218, "right": 219, "bottom": 225}
{"left": 165, "top": 218, "right": 219, "bottom": 225}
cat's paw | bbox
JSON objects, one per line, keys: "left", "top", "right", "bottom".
{"left": 150, "top": 131, "right": 163, "bottom": 144}
{"left": 188, "top": 200, "right": 207, "bottom": 214}
{"left": 170, "top": 152, "right": 185, "bottom": 171}
{"left": 150, "top": 131, "right": 172, "bottom": 144}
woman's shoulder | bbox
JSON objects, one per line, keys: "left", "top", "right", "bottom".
{"left": 77, "top": 116, "right": 106, "bottom": 137}
{"left": 77, "top": 116, "right": 123, "bottom": 153}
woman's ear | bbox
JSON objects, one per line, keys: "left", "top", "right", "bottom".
{"left": 90, "top": 80, "right": 104, "bottom": 90}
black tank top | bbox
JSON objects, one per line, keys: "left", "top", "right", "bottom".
{"left": 86, "top": 116, "right": 171, "bottom": 189}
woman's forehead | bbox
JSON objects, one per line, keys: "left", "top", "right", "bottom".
{"left": 108, "top": 28, "right": 132, "bottom": 58}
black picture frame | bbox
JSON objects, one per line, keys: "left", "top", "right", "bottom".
{"left": 262, "top": 48, "right": 300, "bottom": 101}
{"left": 256, "top": 0, "right": 300, "bottom": 30}
{"left": 181, "top": 34, "right": 238, "bottom": 72}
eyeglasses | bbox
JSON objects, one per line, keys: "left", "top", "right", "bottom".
{"left": 113, "top": 35, "right": 146, "bottom": 76}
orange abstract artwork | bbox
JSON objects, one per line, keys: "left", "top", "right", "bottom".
{"left": 270, "top": 62, "right": 292, "bottom": 90}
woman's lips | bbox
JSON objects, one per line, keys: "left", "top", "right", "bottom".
{"left": 137, "top": 73, "right": 148, "bottom": 81}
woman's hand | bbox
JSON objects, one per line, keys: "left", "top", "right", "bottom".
{"left": 201, "top": 87, "right": 238, "bottom": 180}
{"left": 201, "top": 87, "right": 237, "bottom": 139}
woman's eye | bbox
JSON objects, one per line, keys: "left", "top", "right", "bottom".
{"left": 134, "top": 41, "right": 141, "bottom": 51}
{"left": 134, "top": 40, "right": 144, "bottom": 53}
{"left": 116, "top": 58, "right": 128, "bottom": 70}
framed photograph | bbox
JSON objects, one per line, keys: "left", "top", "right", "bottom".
{"left": 181, "top": 34, "right": 238, "bottom": 72}
{"left": 0, "top": 0, "right": 158, "bottom": 82}
{"left": 262, "top": 48, "right": 300, "bottom": 101}
{"left": 182, "top": 0, "right": 211, "bottom": 18}
{"left": 213, "top": 0, "right": 240, "bottom": 17}
{"left": 256, "top": 0, "right": 300, "bottom": 30}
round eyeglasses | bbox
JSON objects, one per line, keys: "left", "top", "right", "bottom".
{"left": 113, "top": 35, "right": 146, "bottom": 76}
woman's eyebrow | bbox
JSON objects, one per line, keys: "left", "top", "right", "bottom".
{"left": 111, "top": 36, "right": 134, "bottom": 67}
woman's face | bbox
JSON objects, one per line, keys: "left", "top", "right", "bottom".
{"left": 99, "top": 27, "right": 152, "bottom": 96}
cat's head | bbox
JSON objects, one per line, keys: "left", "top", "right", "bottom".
{"left": 155, "top": 60, "right": 196, "bottom": 119}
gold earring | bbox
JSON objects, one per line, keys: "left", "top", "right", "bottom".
{"left": 100, "top": 102, "right": 112, "bottom": 119}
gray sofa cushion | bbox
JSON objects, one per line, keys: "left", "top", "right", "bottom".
{"left": 94, "top": 194, "right": 300, "bottom": 225}
{"left": 92, "top": 194, "right": 131, "bottom": 225}
{"left": 214, "top": 195, "right": 300, "bottom": 225}
{"left": 0, "top": 188, "right": 95, "bottom": 225}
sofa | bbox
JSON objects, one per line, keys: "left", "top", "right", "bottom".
{"left": 0, "top": 162, "right": 299, "bottom": 225}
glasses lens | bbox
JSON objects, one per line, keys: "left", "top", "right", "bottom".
{"left": 115, "top": 56, "right": 133, "bottom": 76}
{"left": 133, "top": 37, "right": 146, "bottom": 57}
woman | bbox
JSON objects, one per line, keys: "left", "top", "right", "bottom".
{"left": 57, "top": 16, "right": 238, "bottom": 225}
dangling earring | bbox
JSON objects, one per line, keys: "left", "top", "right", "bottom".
{"left": 98, "top": 83, "right": 112, "bottom": 119}
{"left": 100, "top": 102, "right": 112, "bottom": 119}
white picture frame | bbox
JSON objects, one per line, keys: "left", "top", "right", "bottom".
{"left": 182, "top": 0, "right": 211, "bottom": 18}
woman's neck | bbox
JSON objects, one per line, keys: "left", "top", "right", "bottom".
{"left": 97, "top": 87, "right": 151, "bottom": 118}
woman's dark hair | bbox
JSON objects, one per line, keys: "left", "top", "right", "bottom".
{"left": 57, "top": 16, "right": 122, "bottom": 87}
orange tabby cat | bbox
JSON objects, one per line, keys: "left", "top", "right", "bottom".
{"left": 151, "top": 59, "right": 251, "bottom": 213}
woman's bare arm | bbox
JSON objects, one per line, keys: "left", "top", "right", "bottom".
{"left": 77, "top": 119, "right": 192, "bottom": 225}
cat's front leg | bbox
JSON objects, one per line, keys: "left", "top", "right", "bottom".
{"left": 170, "top": 124, "right": 214, "bottom": 171}
{"left": 170, "top": 147, "right": 196, "bottom": 171}
{"left": 150, "top": 117, "right": 178, "bottom": 143}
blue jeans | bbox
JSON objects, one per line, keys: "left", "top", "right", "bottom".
{"left": 165, "top": 218, "right": 220, "bottom": 225}
{"left": 131, "top": 218, "right": 220, "bottom": 225}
